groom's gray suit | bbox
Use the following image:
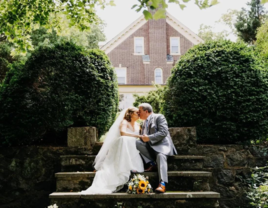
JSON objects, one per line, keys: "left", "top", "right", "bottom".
{"left": 136, "top": 113, "right": 177, "bottom": 183}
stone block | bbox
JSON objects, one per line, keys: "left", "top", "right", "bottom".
{"left": 217, "top": 170, "right": 235, "bottom": 185}
{"left": 226, "top": 151, "right": 248, "bottom": 167}
{"left": 60, "top": 155, "right": 95, "bottom": 172}
{"left": 50, "top": 193, "right": 220, "bottom": 208}
{"left": 68, "top": 127, "right": 97, "bottom": 149}
{"left": 169, "top": 127, "right": 197, "bottom": 154}
{"left": 55, "top": 171, "right": 212, "bottom": 192}
{"left": 203, "top": 154, "right": 224, "bottom": 168}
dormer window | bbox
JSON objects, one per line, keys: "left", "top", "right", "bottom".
{"left": 170, "top": 37, "right": 180, "bottom": 55}
{"left": 134, "top": 37, "right": 144, "bottom": 55}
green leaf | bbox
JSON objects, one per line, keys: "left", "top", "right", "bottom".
{"left": 151, "top": 0, "right": 161, "bottom": 8}
{"left": 261, "top": 0, "right": 268, "bottom": 4}
{"left": 143, "top": 10, "right": 153, "bottom": 20}
{"left": 179, "top": 3, "right": 186, "bottom": 10}
{"left": 210, "top": 0, "right": 219, "bottom": 6}
{"left": 131, "top": 4, "right": 138, "bottom": 9}
{"left": 153, "top": 8, "right": 166, "bottom": 20}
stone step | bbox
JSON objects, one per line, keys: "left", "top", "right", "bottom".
{"left": 60, "top": 155, "right": 205, "bottom": 172}
{"left": 56, "top": 171, "right": 211, "bottom": 192}
{"left": 50, "top": 192, "right": 220, "bottom": 208}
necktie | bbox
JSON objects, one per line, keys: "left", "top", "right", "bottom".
{"left": 144, "top": 119, "right": 148, "bottom": 134}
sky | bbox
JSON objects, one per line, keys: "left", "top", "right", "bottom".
{"left": 96, "top": 0, "right": 268, "bottom": 43}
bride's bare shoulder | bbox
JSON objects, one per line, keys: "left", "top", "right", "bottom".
{"left": 120, "top": 119, "right": 129, "bottom": 127}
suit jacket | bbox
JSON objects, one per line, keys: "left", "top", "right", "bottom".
{"left": 142, "top": 113, "right": 177, "bottom": 156}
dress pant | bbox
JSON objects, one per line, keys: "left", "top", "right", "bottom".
{"left": 136, "top": 140, "right": 168, "bottom": 183}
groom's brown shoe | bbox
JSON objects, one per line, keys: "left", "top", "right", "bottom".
{"left": 155, "top": 183, "right": 166, "bottom": 193}
{"left": 144, "top": 165, "right": 157, "bottom": 172}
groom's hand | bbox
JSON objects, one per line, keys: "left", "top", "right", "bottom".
{"left": 141, "top": 134, "right": 150, "bottom": 142}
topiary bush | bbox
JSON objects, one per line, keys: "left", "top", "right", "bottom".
{"left": 0, "top": 41, "right": 118, "bottom": 146}
{"left": 163, "top": 40, "right": 268, "bottom": 144}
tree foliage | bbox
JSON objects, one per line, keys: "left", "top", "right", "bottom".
{"left": 30, "top": 15, "right": 106, "bottom": 50}
{"left": 0, "top": 42, "right": 24, "bottom": 82}
{"left": 133, "top": 85, "right": 165, "bottom": 113}
{"left": 163, "top": 40, "right": 268, "bottom": 144}
{"left": 0, "top": 0, "right": 220, "bottom": 52}
{"left": 256, "top": 19, "right": 268, "bottom": 59}
{"left": 0, "top": 41, "right": 118, "bottom": 146}
{"left": 234, "top": 0, "right": 267, "bottom": 44}
{"left": 198, "top": 24, "right": 229, "bottom": 41}
{"left": 217, "top": 9, "right": 240, "bottom": 36}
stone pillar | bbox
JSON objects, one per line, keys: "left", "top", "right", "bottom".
{"left": 67, "top": 127, "right": 97, "bottom": 149}
{"left": 169, "top": 127, "right": 197, "bottom": 154}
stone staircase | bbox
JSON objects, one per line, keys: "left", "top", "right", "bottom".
{"left": 49, "top": 127, "right": 220, "bottom": 208}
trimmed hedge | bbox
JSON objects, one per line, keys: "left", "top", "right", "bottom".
{"left": 163, "top": 40, "right": 268, "bottom": 144}
{"left": 0, "top": 41, "right": 118, "bottom": 146}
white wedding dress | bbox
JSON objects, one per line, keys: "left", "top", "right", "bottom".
{"left": 81, "top": 126, "right": 144, "bottom": 194}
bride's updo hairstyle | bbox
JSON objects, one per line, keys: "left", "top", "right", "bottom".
{"left": 124, "top": 107, "right": 138, "bottom": 122}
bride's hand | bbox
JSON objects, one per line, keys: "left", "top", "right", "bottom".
{"left": 141, "top": 134, "right": 150, "bottom": 142}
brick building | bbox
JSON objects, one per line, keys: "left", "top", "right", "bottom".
{"left": 101, "top": 12, "right": 203, "bottom": 109}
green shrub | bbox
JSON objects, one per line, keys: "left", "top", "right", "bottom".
{"left": 0, "top": 41, "right": 118, "bottom": 146}
{"left": 163, "top": 40, "right": 268, "bottom": 144}
{"left": 133, "top": 85, "right": 165, "bottom": 113}
{"left": 246, "top": 166, "right": 268, "bottom": 207}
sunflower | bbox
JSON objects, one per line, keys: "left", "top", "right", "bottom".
{"left": 129, "top": 185, "right": 132, "bottom": 191}
{"left": 138, "top": 181, "right": 147, "bottom": 190}
{"left": 137, "top": 188, "right": 145, "bottom": 194}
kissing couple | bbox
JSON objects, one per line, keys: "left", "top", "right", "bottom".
{"left": 81, "top": 103, "right": 177, "bottom": 194}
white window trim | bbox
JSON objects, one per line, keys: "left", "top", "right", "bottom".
{"left": 170, "top": 37, "right": 180, "bottom": 55}
{"left": 154, "top": 68, "right": 163, "bottom": 84}
{"left": 134, "top": 37, "right": 144, "bottom": 55}
{"left": 115, "top": 67, "right": 127, "bottom": 84}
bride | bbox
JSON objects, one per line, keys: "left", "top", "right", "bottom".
{"left": 80, "top": 107, "right": 144, "bottom": 194}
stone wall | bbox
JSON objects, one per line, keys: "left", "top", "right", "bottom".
{"left": 170, "top": 127, "right": 268, "bottom": 208}
{"left": 0, "top": 147, "right": 93, "bottom": 208}
{"left": 0, "top": 127, "right": 267, "bottom": 208}
{"left": 189, "top": 145, "right": 267, "bottom": 208}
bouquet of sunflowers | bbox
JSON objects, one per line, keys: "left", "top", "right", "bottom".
{"left": 127, "top": 174, "right": 153, "bottom": 194}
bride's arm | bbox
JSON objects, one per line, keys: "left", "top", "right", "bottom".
{"left": 120, "top": 120, "right": 140, "bottom": 137}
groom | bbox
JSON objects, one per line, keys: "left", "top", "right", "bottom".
{"left": 137, "top": 103, "right": 177, "bottom": 193}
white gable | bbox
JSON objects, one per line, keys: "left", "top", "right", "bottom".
{"left": 166, "top": 12, "right": 203, "bottom": 45}
{"left": 101, "top": 15, "right": 147, "bottom": 54}
{"left": 101, "top": 11, "right": 203, "bottom": 54}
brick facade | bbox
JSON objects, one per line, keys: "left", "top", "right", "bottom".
{"left": 107, "top": 17, "right": 195, "bottom": 85}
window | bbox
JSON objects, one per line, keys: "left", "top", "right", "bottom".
{"left": 115, "top": 68, "right": 126, "bottom": 84}
{"left": 155, "top": 68, "right": 163, "bottom": 84}
{"left": 134, "top": 37, "right": 144, "bottom": 55}
{"left": 170, "top": 37, "right": 180, "bottom": 55}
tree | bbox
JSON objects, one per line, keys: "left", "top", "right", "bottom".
{"left": 163, "top": 40, "right": 268, "bottom": 144}
{"left": 217, "top": 9, "right": 240, "bottom": 36}
{"left": 0, "top": 41, "right": 24, "bottom": 82}
{"left": 133, "top": 85, "right": 165, "bottom": 113}
{"left": 0, "top": 0, "right": 220, "bottom": 52}
{"left": 198, "top": 24, "right": 229, "bottom": 41}
{"left": 256, "top": 19, "right": 268, "bottom": 59}
{"left": 234, "top": 0, "right": 267, "bottom": 44}
{"left": 30, "top": 14, "right": 106, "bottom": 50}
